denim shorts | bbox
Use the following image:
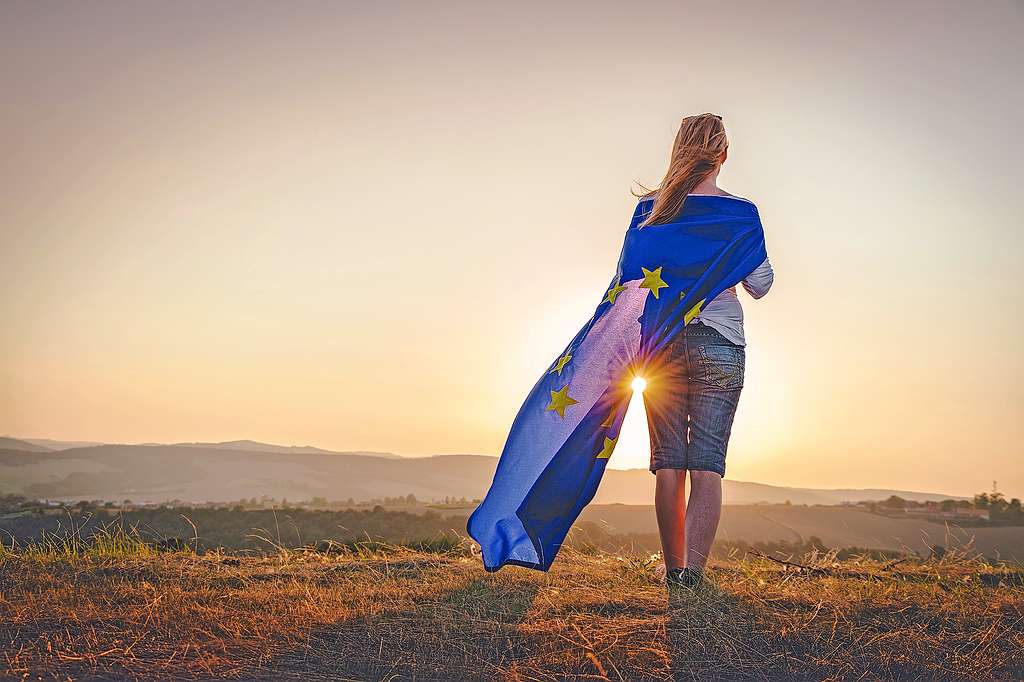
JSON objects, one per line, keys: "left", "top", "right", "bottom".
{"left": 641, "top": 321, "right": 744, "bottom": 477}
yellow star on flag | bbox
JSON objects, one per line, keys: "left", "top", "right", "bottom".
{"left": 546, "top": 385, "right": 579, "bottom": 418}
{"left": 639, "top": 266, "right": 668, "bottom": 299}
{"left": 602, "top": 279, "right": 627, "bottom": 305}
{"left": 684, "top": 298, "right": 706, "bottom": 324}
{"left": 595, "top": 436, "right": 617, "bottom": 459}
{"left": 548, "top": 351, "right": 572, "bottom": 376}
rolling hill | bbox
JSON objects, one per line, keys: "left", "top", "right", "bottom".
{"left": 167, "top": 439, "right": 401, "bottom": 458}
{"left": 0, "top": 437, "right": 52, "bottom": 452}
{"left": 0, "top": 442, "right": 965, "bottom": 506}
{"left": 19, "top": 438, "right": 105, "bottom": 451}
{"left": 0, "top": 436, "right": 54, "bottom": 450}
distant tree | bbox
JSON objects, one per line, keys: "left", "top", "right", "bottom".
{"left": 939, "top": 499, "right": 957, "bottom": 512}
{"left": 988, "top": 496, "right": 1024, "bottom": 526}
{"left": 883, "top": 495, "right": 907, "bottom": 510}
{"left": 974, "top": 493, "right": 990, "bottom": 509}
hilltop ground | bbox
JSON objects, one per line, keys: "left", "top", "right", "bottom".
{"left": 1, "top": 544, "right": 1022, "bottom": 680}
{"left": 6, "top": 502, "right": 1024, "bottom": 562}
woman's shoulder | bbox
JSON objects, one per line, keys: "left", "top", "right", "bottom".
{"left": 629, "top": 190, "right": 758, "bottom": 228}
{"left": 692, "top": 190, "right": 756, "bottom": 206}
{"left": 700, "top": 193, "right": 759, "bottom": 216}
{"left": 638, "top": 189, "right": 755, "bottom": 204}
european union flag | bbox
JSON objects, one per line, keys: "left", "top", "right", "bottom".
{"left": 468, "top": 195, "right": 767, "bottom": 571}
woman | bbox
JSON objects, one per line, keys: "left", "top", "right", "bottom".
{"left": 468, "top": 113, "right": 768, "bottom": 576}
{"left": 638, "top": 114, "right": 774, "bottom": 588}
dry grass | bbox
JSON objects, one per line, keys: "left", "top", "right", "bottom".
{"left": 1, "top": 544, "right": 1022, "bottom": 681}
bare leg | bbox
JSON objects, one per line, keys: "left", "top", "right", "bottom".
{"left": 684, "top": 470, "right": 723, "bottom": 571}
{"left": 655, "top": 469, "right": 687, "bottom": 570}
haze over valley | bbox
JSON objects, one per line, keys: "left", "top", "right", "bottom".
{"left": 0, "top": 436, "right": 966, "bottom": 506}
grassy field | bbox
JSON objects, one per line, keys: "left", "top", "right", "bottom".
{"left": 1, "top": 539, "right": 1022, "bottom": 680}
{"left": 577, "top": 504, "right": 1024, "bottom": 562}
{"left": 9, "top": 503, "right": 1023, "bottom": 564}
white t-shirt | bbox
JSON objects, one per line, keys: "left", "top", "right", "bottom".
{"left": 643, "top": 192, "right": 774, "bottom": 345}
{"left": 692, "top": 256, "right": 774, "bottom": 346}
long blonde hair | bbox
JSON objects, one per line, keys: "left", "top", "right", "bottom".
{"left": 636, "top": 113, "right": 728, "bottom": 227}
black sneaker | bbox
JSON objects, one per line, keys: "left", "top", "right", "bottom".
{"left": 666, "top": 567, "right": 704, "bottom": 589}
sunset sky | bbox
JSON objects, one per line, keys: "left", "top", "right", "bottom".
{"left": 2, "top": 1, "right": 1022, "bottom": 497}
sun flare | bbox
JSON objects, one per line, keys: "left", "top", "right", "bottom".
{"left": 630, "top": 376, "right": 647, "bottom": 393}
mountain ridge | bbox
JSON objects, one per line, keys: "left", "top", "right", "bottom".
{"left": 0, "top": 441, "right": 968, "bottom": 505}
{"left": 0, "top": 437, "right": 52, "bottom": 452}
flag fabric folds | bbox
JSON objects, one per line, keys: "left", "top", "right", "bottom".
{"left": 467, "top": 195, "right": 768, "bottom": 572}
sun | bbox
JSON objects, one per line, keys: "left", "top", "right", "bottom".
{"left": 606, "top": 376, "right": 652, "bottom": 470}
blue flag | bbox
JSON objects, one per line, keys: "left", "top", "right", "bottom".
{"left": 468, "top": 195, "right": 768, "bottom": 571}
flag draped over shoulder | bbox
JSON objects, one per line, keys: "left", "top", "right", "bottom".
{"left": 467, "top": 195, "right": 768, "bottom": 572}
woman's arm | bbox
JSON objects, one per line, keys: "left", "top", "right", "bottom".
{"left": 741, "top": 257, "right": 774, "bottom": 299}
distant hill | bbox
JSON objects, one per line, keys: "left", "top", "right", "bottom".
{"left": 0, "top": 437, "right": 52, "bottom": 452}
{"left": 14, "top": 437, "right": 402, "bottom": 458}
{"left": 167, "top": 439, "right": 401, "bottom": 458}
{"left": 0, "top": 442, "right": 965, "bottom": 506}
{"left": 21, "top": 438, "right": 105, "bottom": 451}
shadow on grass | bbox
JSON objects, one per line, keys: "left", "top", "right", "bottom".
{"left": 666, "top": 582, "right": 788, "bottom": 681}
{"left": 667, "top": 572, "right": 1024, "bottom": 681}
{"left": 666, "top": 579, "right": 947, "bottom": 680}
{"left": 256, "top": 572, "right": 541, "bottom": 681}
